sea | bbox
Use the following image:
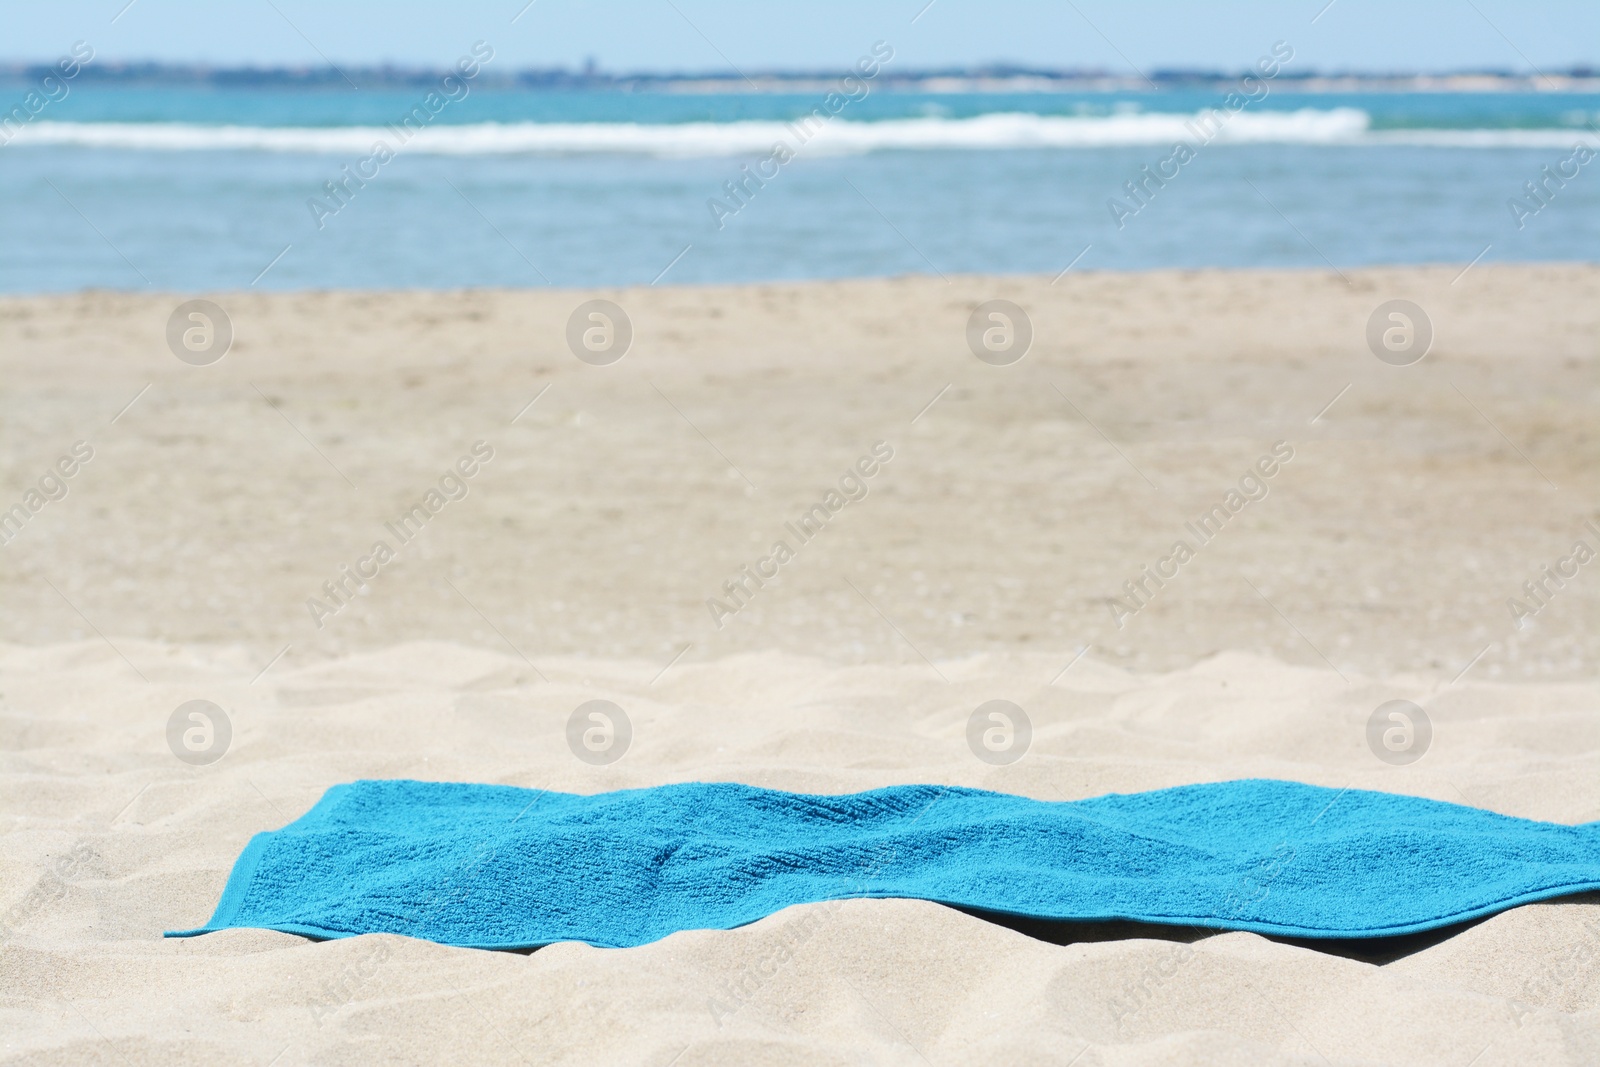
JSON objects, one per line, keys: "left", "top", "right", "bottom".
{"left": 2, "top": 83, "right": 1597, "bottom": 291}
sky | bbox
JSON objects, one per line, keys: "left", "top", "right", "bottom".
{"left": 4, "top": 0, "right": 1596, "bottom": 75}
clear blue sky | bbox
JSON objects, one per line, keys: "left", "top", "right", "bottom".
{"left": 7, "top": 1, "right": 1596, "bottom": 74}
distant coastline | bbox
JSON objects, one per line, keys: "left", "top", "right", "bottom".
{"left": 2, "top": 60, "right": 1598, "bottom": 93}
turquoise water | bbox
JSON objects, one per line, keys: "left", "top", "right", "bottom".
{"left": 2, "top": 85, "right": 1596, "bottom": 291}
{"left": 22, "top": 84, "right": 1600, "bottom": 129}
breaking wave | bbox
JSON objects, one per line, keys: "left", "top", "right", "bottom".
{"left": 8, "top": 109, "right": 1596, "bottom": 155}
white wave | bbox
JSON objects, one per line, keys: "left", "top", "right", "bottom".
{"left": 6, "top": 109, "right": 1594, "bottom": 155}
{"left": 3, "top": 110, "right": 1366, "bottom": 156}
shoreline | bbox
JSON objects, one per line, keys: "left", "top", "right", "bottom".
{"left": 2, "top": 255, "right": 1598, "bottom": 299}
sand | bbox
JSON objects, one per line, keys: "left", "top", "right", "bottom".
{"left": 2, "top": 265, "right": 1598, "bottom": 1064}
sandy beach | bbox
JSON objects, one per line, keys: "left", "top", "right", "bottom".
{"left": 3, "top": 264, "right": 1598, "bottom": 1064}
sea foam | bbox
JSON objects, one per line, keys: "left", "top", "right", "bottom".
{"left": 3, "top": 109, "right": 1398, "bottom": 156}
{"left": 12, "top": 110, "right": 1596, "bottom": 155}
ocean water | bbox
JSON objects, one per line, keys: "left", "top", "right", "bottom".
{"left": 1, "top": 84, "right": 1597, "bottom": 291}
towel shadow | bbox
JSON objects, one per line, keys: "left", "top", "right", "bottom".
{"left": 948, "top": 905, "right": 1489, "bottom": 964}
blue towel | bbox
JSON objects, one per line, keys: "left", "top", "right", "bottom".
{"left": 166, "top": 778, "right": 1600, "bottom": 949}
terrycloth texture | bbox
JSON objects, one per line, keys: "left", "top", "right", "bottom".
{"left": 167, "top": 778, "right": 1600, "bottom": 949}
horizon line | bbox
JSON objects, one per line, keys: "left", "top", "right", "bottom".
{"left": 2, "top": 59, "right": 1598, "bottom": 90}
